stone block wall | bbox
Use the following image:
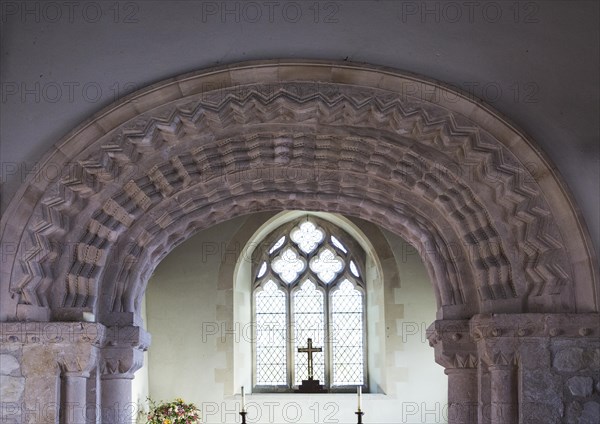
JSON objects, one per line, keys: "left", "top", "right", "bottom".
{"left": 552, "top": 339, "right": 600, "bottom": 423}
{"left": 517, "top": 326, "right": 600, "bottom": 424}
{"left": 1, "top": 347, "right": 25, "bottom": 423}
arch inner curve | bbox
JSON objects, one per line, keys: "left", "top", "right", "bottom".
{"left": 0, "top": 61, "right": 596, "bottom": 324}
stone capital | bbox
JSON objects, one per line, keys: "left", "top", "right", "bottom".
{"left": 99, "top": 346, "right": 144, "bottom": 379}
{"left": 103, "top": 325, "right": 151, "bottom": 351}
{"left": 98, "top": 325, "right": 149, "bottom": 379}
{"left": 469, "top": 313, "right": 600, "bottom": 367}
{"left": 56, "top": 343, "right": 99, "bottom": 377}
{"left": 2, "top": 322, "right": 106, "bottom": 378}
{"left": 21, "top": 344, "right": 61, "bottom": 378}
{"left": 0, "top": 321, "right": 105, "bottom": 345}
{"left": 469, "top": 313, "right": 600, "bottom": 340}
{"left": 427, "top": 319, "right": 478, "bottom": 369}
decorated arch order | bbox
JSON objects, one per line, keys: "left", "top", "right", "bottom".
{"left": 0, "top": 60, "right": 597, "bottom": 325}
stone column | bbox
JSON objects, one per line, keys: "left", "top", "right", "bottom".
{"left": 477, "top": 360, "right": 491, "bottom": 424}
{"left": 99, "top": 326, "right": 150, "bottom": 424}
{"left": 427, "top": 320, "right": 478, "bottom": 424}
{"left": 471, "top": 320, "right": 519, "bottom": 424}
{"left": 58, "top": 343, "right": 98, "bottom": 424}
{"left": 100, "top": 373, "right": 137, "bottom": 424}
{"left": 445, "top": 367, "right": 478, "bottom": 423}
{"left": 488, "top": 363, "right": 517, "bottom": 424}
{"left": 86, "top": 366, "right": 100, "bottom": 424}
{"left": 61, "top": 373, "right": 89, "bottom": 424}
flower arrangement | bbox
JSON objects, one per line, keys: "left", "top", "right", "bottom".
{"left": 146, "top": 398, "right": 201, "bottom": 424}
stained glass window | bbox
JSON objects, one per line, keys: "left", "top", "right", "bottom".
{"left": 253, "top": 217, "right": 366, "bottom": 390}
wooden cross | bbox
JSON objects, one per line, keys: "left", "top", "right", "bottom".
{"left": 298, "top": 338, "right": 322, "bottom": 380}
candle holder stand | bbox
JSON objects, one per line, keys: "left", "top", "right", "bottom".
{"left": 355, "top": 410, "right": 364, "bottom": 423}
{"left": 240, "top": 411, "right": 247, "bottom": 424}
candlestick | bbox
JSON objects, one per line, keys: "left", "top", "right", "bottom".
{"left": 241, "top": 386, "right": 246, "bottom": 412}
{"left": 357, "top": 386, "right": 362, "bottom": 412}
{"left": 240, "top": 411, "right": 247, "bottom": 424}
{"left": 355, "top": 411, "right": 364, "bottom": 424}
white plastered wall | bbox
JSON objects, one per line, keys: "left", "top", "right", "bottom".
{"left": 143, "top": 213, "right": 447, "bottom": 424}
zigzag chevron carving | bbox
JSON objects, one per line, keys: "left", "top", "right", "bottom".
{"left": 9, "top": 82, "right": 570, "bottom": 315}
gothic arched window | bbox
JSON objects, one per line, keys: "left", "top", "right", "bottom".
{"left": 252, "top": 217, "right": 366, "bottom": 391}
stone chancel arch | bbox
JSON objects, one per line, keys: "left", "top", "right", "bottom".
{"left": 1, "top": 61, "right": 598, "bottom": 423}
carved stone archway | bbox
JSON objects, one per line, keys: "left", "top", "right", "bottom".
{"left": 1, "top": 61, "right": 598, "bottom": 423}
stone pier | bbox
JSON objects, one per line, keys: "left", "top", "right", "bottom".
{"left": 428, "top": 313, "right": 600, "bottom": 424}
{"left": 0, "top": 322, "right": 149, "bottom": 424}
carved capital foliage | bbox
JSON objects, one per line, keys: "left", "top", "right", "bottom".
{"left": 0, "top": 322, "right": 151, "bottom": 378}
{"left": 56, "top": 343, "right": 99, "bottom": 377}
{"left": 477, "top": 338, "right": 520, "bottom": 368}
{"left": 429, "top": 314, "right": 600, "bottom": 369}
{"left": 470, "top": 313, "right": 600, "bottom": 340}
{"left": 99, "top": 347, "right": 144, "bottom": 379}
{"left": 470, "top": 313, "right": 600, "bottom": 367}
{"left": 104, "top": 325, "right": 151, "bottom": 351}
{"left": 21, "top": 344, "right": 60, "bottom": 377}
{"left": 98, "top": 325, "right": 149, "bottom": 379}
{"left": 1, "top": 322, "right": 106, "bottom": 377}
{"left": 0, "top": 322, "right": 105, "bottom": 345}
{"left": 427, "top": 320, "right": 478, "bottom": 369}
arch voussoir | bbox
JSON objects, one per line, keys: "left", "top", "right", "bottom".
{"left": 98, "top": 185, "right": 475, "bottom": 320}
{"left": 1, "top": 61, "right": 596, "bottom": 325}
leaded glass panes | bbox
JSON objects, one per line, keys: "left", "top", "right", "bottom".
{"left": 269, "top": 236, "right": 286, "bottom": 254}
{"left": 291, "top": 221, "right": 324, "bottom": 254}
{"left": 331, "top": 280, "right": 364, "bottom": 385}
{"left": 272, "top": 247, "right": 305, "bottom": 283}
{"left": 330, "top": 235, "right": 348, "bottom": 253}
{"left": 253, "top": 217, "right": 366, "bottom": 390}
{"left": 349, "top": 260, "right": 360, "bottom": 278}
{"left": 255, "top": 281, "right": 287, "bottom": 385}
{"left": 309, "top": 247, "right": 344, "bottom": 284}
{"left": 257, "top": 261, "right": 268, "bottom": 278}
{"left": 293, "top": 280, "right": 325, "bottom": 385}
